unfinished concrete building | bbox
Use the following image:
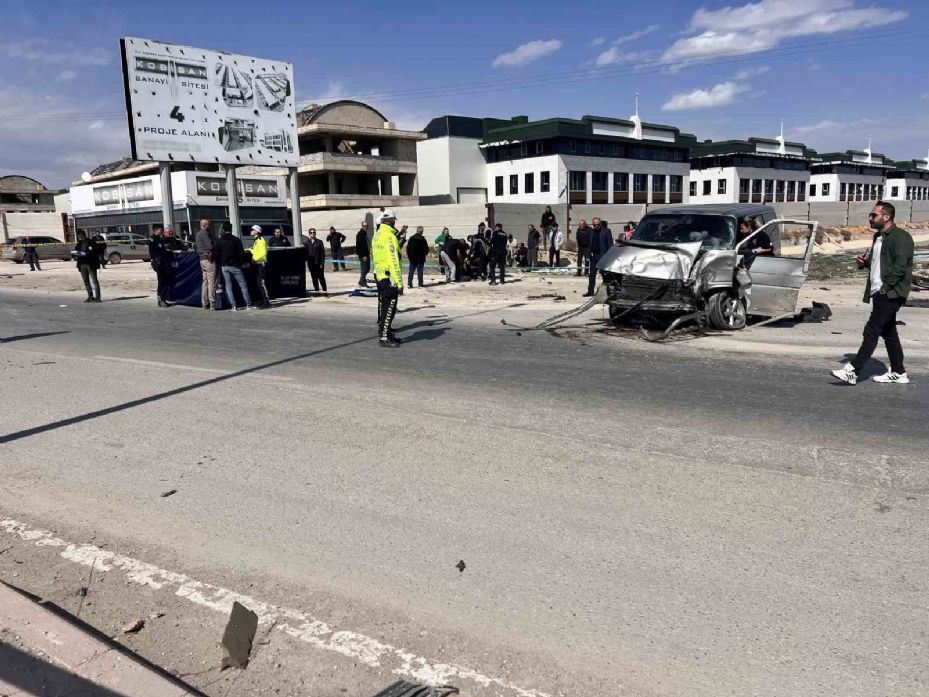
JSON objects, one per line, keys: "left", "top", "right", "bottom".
{"left": 291, "top": 100, "right": 424, "bottom": 210}
{"left": 0, "top": 175, "right": 58, "bottom": 213}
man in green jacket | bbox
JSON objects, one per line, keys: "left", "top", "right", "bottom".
{"left": 832, "top": 201, "right": 914, "bottom": 385}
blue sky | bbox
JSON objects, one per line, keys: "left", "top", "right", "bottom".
{"left": 1, "top": 0, "right": 926, "bottom": 188}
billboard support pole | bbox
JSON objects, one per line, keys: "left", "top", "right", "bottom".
{"left": 226, "top": 165, "right": 241, "bottom": 238}
{"left": 159, "top": 162, "right": 174, "bottom": 229}
{"left": 289, "top": 167, "right": 301, "bottom": 247}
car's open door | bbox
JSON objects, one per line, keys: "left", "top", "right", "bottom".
{"left": 737, "top": 219, "right": 818, "bottom": 317}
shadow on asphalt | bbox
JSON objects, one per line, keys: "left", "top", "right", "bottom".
{"left": 400, "top": 328, "right": 448, "bottom": 343}
{"left": 0, "top": 331, "right": 71, "bottom": 344}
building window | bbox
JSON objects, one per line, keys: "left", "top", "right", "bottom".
{"left": 652, "top": 175, "right": 666, "bottom": 192}
{"left": 702, "top": 180, "right": 711, "bottom": 196}
{"left": 840, "top": 183, "right": 847, "bottom": 201}
{"left": 822, "top": 182, "right": 830, "bottom": 196}
{"left": 519, "top": 143, "right": 528, "bottom": 157}
{"left": 764, "top": 179, "right": 774, "bottom": 202}
{"left": 633, "top": 174, "right": 648, "bottom": 192}
{"left": 809, "top": 184, "right": 817, "bottom": 197}
{"left": 509, "top": 174, "right": 518, "bottom": 195}
{"left": 584, "top": 140, "right": 591, "bottom": 154}
{"left": 599, "top": 142, "right": 606, "bottom": 155}
{"left": 592, "top": 171, "right": 608, "bottom": 191}
{"left": 670, "top": 175, "right": 683, "bottom": 193}
{"left": 613, "top": 143, "right": 620, "bottom": 155}
{"left": 536, "top": 141, "right": 544, "bottom": 155}
{"left": 891, "top": 186, "right": 899, "bottom": 198}
{"left": 570, "top": 140, "right": 577, "bottom": 154}
{"left": 690, "top": 181, "right": 697, "bottom": 197}
{"left": 752, "top": 179, "right": 762, "bottom": 202}
{"left": 717, "top": 179, "right": 726, "bottom": 195}
{"left": 739, "top": 178, "right": 750, "bottom": 203}
{"left": 525, "top": 172, "right": 534, "bottom": 194}
{"left": 569, "top": 170, "right": 587, "bottom": 191}
{"left": 775, "top": 180, "right": 785, "bottom": 202}
{"left": 878, "top": 184, "right": 884, "bottom": 199}
{"left": 540, "top": 171, "right": 550, "bottom": 192}
{"left": 495, "top": 176, "right": 503, "bottom": 197}
{"left": 787, "top": 180, "right": 796, "bottom": 201}
{"left": 797, "top": 181, "right": 806, "bottom": 201}
{"left": 614, "top": 173, "right": 629, "bottom": 192}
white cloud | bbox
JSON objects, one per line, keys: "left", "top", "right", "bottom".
{"left": 0, "top": 38, "right": 110, "bottom": 67}
{"left": 663, "top": 0, "right": 907, "bottom": 63}
{"left": 0, "top": 87, "right": 128, "bottom": 188}
{"left": 57, "top": 69, "right": 78, "bottom": 82}
{"left": 921, "top": 92, "right": 929, "bottom": 101}
{"left": 612, "top": 24, "right": 660, "bottom": 47}
{"left": 733, "top": 65, "right": 769, "bottom": 80}
{"left": 492, "top": 39, "right": 562, "bottom": 68}
{"left": 592, "top": 37, "right": 605, "bottom": 46}
{"left": 794, "top": 117, "right": 875, "bottom": 134}
{"left": 317, "top": 81, "right": 346, "bottom": 104}
{"left": 662, "top": 81, "right": 749, "bottom": 111}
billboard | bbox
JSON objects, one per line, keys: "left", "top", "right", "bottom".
{"left": 71, "top": 172, "right": 286, "bottom": 215}
{"left": 119, "top": 37, "right": 299, "bottom": 167}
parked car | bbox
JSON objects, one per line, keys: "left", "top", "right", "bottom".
{"left": 96, "top": 232, "right": 151, "bottom": 264}
{"left": 597, "top": 204, "right": 818, "bottom": 334}
{"left": 1, "top": 236, "right": 73, "bottom": 263}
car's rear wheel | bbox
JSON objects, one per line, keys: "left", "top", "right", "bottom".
{"left": 707, "top": 292, "right": 746, "bottom": 330}
{"left": 108, "top": 252, "right": 122, "bottom": 265}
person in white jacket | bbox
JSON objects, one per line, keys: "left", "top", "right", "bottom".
{"left": 548, "top": 224, "right": 565, "bottom": 268}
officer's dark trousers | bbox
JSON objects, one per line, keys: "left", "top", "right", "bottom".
{"left": 79, "top": 264, "right": 100, "bottom": 300}
{"left": 489, "top": 252, "right": 506, "bottom": 283}
{"left": 376, "top": 279, "right": 399, "bottom": 339}
{"left": 155, "top": 263, "right": 173, "bottom": 302}
{"left": 256, "top": 262, "right": 271, "bottom": 306}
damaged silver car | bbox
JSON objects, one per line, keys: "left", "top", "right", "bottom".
{"left": 597, "top": 204, "right": 818, "bottom": 336}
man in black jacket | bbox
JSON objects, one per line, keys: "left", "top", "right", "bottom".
{"left": 585, "top": 217, "right": 614, "bottom": 296}
{"left": 327, "top": 226, "right": 346, "bottom": 271}
{"left": 832, "top": 201, "right": 914, "bottom": 385}
{"left": 305, "top": 228, "right": 328, "bottom": 293}
{"left": 214, "top": 222, "right": 253, "bottom": 311}
{"left": 267, "top": 227, "right": 291, "bottom": 248}
{"left": 526, "top": 224, "right": 542, "bottom": 268}
{"left": 406, "top": 226, "right": 429, "bottom": 288}
{"left": 356, "top": 220, "right": 371, "bottom": 287}
{"left": 575, "top": 218, "right": 592, "bottom": 277}
{"left": 150, "top": 225, "right": 183, "bottom": 307}
{"left": 74, "top": 230, "right": 102, "bottom": 302}
{"left": 541, "top": 206, "right": 557, "bottom": 250}
{"left": 488, "top": 223, "right": 508, "bottom": 286}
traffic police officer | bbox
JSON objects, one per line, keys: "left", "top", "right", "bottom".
{"left": 373, "top": 210, "right": 403, "bottom": 348}
{"left": 249, "top": 225, "right": 272, "bottom": 308}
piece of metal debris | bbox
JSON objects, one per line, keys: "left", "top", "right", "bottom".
{"left": 455, "top": 560, "right": 466, "bottom": 573}
{"left": 371, "top": 679, "right": 459, "bottom": 697}
{"left": 160, "top": 489, "right": 178, "bottom": 498}
{"left": 77, "top": 586, "right": 88, "bottom": 597}
{"left": 122, "top": 618, "right": 145, "bottom": 634}
{"left": 221, "top": 601, "right": 259, "bottom": 669}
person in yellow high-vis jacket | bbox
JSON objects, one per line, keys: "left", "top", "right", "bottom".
{"left": 249, "top": 225, "right": 272, "bottom": 308}
{"left": 373, "top": 211, "right": 403, "bottom": 347}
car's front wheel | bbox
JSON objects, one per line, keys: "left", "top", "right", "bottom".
{"left": 108, "top": 252, "right": 122, "bottom": 265}
{"left": 707, "top": 292, "right": 746, "bottom": 330}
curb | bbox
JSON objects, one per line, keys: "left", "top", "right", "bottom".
{"left": 0, "top": 580, "right": 203, "bottom": 697}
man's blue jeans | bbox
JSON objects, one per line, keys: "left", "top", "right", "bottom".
{"left": 222, "top": 266, "right": 251, "bottom": 308}
{"left": 407, "top": 262, "right": 425, "bottom": 287}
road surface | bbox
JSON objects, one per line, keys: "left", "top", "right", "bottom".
{"left": 1, "top": 288, "right": 927, "bottom": 696}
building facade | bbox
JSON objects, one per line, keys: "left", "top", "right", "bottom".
{"left": 885, "top": 155, "right": 929, "bottom": 201}
{"left": 689, "top": 133, "right": 813, "bottom": 205}
{"left": 416, "top": 111, "right": 696, "bottom": 206}
{"left": 808, "top": 148, "right": 891, "bottom": 202}
{"left": 1, "top": 175, "right": 58, "bottom": 213}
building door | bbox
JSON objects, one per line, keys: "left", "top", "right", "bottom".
{"left": 457, "top": 188, "right": 487, "bottom": 204}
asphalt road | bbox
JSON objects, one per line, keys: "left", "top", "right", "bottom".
{"left": 1, "top": 289, "right": 927, "bottom": 697}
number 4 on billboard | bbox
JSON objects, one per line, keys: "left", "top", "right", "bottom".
{"left": 170, "top": 106, "right": 185, "bottom": 123}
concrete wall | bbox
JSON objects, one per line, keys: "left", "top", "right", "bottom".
{"left": 416, "top": 136, "right": 486, "bottom": 202}
{"left": 300, "top": 202, "right": 487, "bottom": 244}
{"left": 1, "top": 212, "right": 66, "bottom": 242}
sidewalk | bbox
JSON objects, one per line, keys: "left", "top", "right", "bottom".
{"left": 0, "top": 581, "right": 201, "bottom": 697}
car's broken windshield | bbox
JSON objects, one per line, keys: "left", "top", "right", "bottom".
{"left": 631, "top": 214, "right": 736, "bottom": 250}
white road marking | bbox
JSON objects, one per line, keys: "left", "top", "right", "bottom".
{"left": 1, "top": 517, "right": 549, "bottom": 697}
{"left": 93, "top": 355, "right": 229, "bottom": 375}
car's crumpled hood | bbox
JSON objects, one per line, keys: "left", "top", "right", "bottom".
{"left": 597, "top": 241, "right": 703, "bottom": 280}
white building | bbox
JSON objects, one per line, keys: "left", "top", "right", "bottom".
{"left": 885, "top": 153, "right": 929, "bottom": 201}
{"left": 417, "top": 116, "right": 489, "bottom": 204}
{"left": 808, "top": 144, "right": 892, "bottom": 202}
{"left": 689, "top": 127, "right": 813, "bottom": 205}
{"left": 416, "top": 110, "right": 696, "bottom": 206}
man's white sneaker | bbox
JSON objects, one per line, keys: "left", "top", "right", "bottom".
{"left": 873, "top": 371, "right": 909, "bottom": 384}
{"left": 830, "top": 363, "right": 857, "bottom": 385}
